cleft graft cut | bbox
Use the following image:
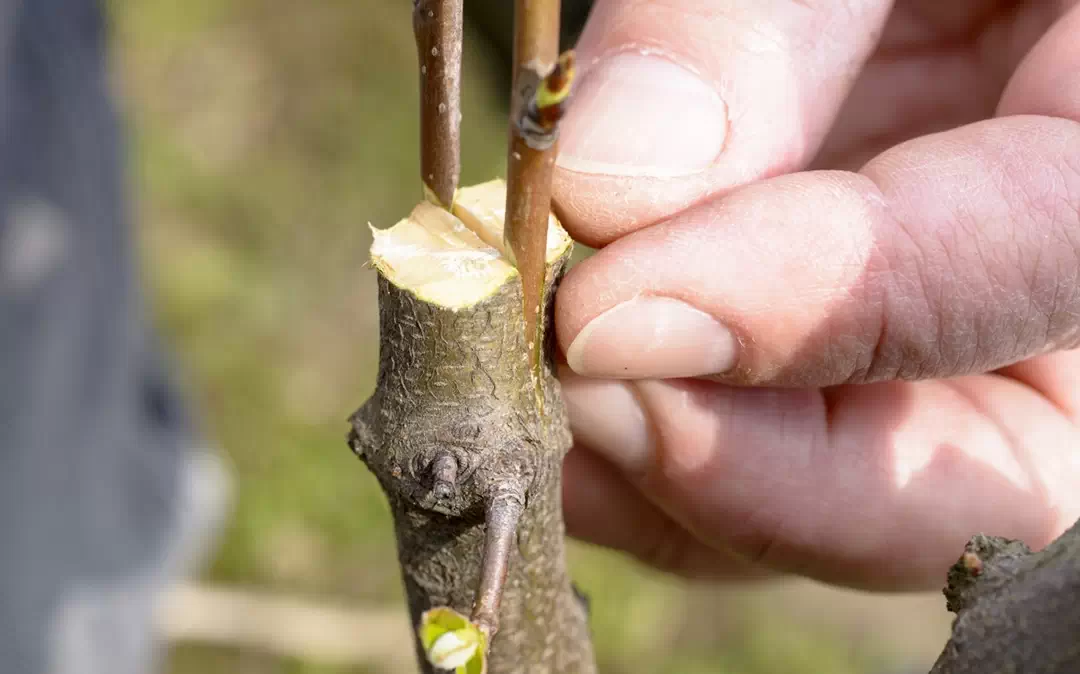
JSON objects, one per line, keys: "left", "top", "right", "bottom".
{"left": 349, "top": 181, "right": 596, "bottom": 673}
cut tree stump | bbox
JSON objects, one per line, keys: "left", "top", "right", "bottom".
{"left": 349, "top": 180, "right": 596, "bottom": 673}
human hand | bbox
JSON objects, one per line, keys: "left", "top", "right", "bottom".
{"left": 554, "top": 0, "right": 1080, "bottom": 590}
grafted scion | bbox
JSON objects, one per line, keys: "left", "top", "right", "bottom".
{"left": 504, "top": 31, "right": 577, "bottom": 388}
{"left": 414, "top": 0, "right": 463, "bottom": 207}
{"left": 348, "top": 182, "right": 595, "bottom": 672}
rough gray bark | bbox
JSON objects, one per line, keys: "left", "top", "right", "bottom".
{"left": 348, "top": 249, "right": 596, "bottom": 673}
{"left": 930, "top": 517, "right": 1080, "bottom": 673}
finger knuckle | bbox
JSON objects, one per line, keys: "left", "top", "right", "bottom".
{"left": 850, "top": 211, "right": 947, "bottom": 383}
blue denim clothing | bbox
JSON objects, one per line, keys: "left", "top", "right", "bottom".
{"left": 0, "top": 1, "right": 223, "bottom": 672}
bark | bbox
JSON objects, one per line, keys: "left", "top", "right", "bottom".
{"left": 348, "top": 241, "right": 596, "bottom": 673}
{"left": 929, "top": 517, "right": 1080, "bottom": 673}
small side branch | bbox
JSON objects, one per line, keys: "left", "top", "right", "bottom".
{"left": 471, "top": 486, "right": 526, "bottom": 637}
{"left": 414, "top": 0, "right": 463, "bottom": 207}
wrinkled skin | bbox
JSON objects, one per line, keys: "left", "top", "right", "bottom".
{"left": 551, "top": 0, "right": 1080, "bottom": 591}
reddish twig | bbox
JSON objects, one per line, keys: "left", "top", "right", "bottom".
{"left": 414, "top": 0, "right": 463, "bottom": 207}
{"left": 503, "top": 0, "right": 574, "bottom": 383}
{"left": 470, "top": 487, "right": 526, "bottom": 638}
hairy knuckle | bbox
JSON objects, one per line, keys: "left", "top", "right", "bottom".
{"left": 1006, "top": 138, "right": 1080, "bottom": 352}
{"left": 855, "top": 212, "right": 944, "bottom": 383}
{"left": 1046, "top": 155, "right": 1080, "bottom": 346}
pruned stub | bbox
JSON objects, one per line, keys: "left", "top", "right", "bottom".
{"left": 351, "top": 180, "right": 571, "bottom": 522}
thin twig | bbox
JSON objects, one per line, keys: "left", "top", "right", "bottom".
{"left": 471, "top": 486, "right": 526, "bottom": 637}
{"left": 414, "top": 0, "right": 463, "bottom": 208}
{"left": 503, "top": 0, "right": 566, "bottom": 383}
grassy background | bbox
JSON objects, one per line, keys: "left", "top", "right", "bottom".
{"left": 105, "top": 0, "right": 951, "bottom": 671}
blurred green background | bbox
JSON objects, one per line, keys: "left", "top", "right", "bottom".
{"left": 104, "top": 0, "right": 952, "bottom": 672}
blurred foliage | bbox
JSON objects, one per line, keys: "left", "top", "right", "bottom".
{"left": 104, "top": 1, "right": 945, "bottom": 672}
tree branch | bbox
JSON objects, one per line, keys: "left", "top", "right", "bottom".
{"left": 471, "top": 485, "right": 526, "bottom": 637}
{"left": 414, "top": 0, "right": 462, "bottom": 208}
{"left": 929, "top": 517, "right": 1080, "bottom": 673}
{"left": 503, "top": 0, "right": 568, "bottom": 382}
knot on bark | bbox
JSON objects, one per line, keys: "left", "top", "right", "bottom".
{"left": 943, "top": 533, "right": 1032, "bottom": 614}
{"left": 349, "top": 398, "right": 540, "bottom": 526}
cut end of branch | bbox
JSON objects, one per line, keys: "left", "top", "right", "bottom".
{"left": 370, "top": 180, "right": 570, "bottom": 310}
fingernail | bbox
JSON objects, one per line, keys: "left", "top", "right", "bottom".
{"left": 565, "top": 297, "right": 739, "bottom": 378}
{"left": 560, "top": 367, "right": 655, "bottom": 474}
{"left": 556, "top": 53, "right": 727, "bottom": 178}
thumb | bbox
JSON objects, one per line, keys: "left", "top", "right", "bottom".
{"left": 552, "top": 0, "right": 892, "bottom": 246}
